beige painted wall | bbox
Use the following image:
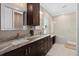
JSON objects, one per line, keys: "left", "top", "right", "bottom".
{"left": 4, "top": 3, "right": 27, "bottom": 11}
{"left": 39, "top": 6, "right": 54, "bottom": 34}
{"left": 53, "top": 12, "right": 76, "bottom": 44}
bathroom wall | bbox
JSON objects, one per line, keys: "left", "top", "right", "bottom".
{"left": 53, "top": 12, "right": 76, "bottom": 44}
{"left": 39, "top": 6, "right": 54, "bottom": 34}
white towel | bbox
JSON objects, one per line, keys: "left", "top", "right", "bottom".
{"left": 65, "top": 41, "right": 76, "bottom": 50}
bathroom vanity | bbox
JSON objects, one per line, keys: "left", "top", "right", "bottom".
{"left": 0, "top": 34, "right": 56, "bottom": 56}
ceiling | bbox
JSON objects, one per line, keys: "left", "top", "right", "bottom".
{"left": 40, "top": 3, "right": 76, "bottom": 16}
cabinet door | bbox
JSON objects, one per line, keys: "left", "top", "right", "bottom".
{"left": 47, "top": 36, "right": 52, "bottom": 52}
{"left": 27, "top": 3, "right": 33, "bottom": 25}
{"left": 27, "top": 3, "right": 40, "bottom": 26}
{"left": 33, "top": 3, "right": 40, "bottom": 26}
{"left": 39, "top": 37, "right": 47, "bottom": 56}
{"left": 4, "top": 7, "right": 13, "bottom": 30}
{"left": 44, "top": 37, "right": 48, "bottom": 54}
{"left": 28, "top": 40, "right": 42, "bottom": 56}
{"left": 28, "top": 42, "right": 39, "bottom": 56}
{"left": 40, "top": 43, "right": 45, "bottom": 56}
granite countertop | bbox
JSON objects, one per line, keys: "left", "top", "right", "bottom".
{"left": 0, "top": 34, "right": 55, "bottom": 55}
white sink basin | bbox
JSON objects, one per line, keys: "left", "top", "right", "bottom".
{"left": 11, "top": 38, "right": 29, "bottom": 45}
{"left": 11, "top": 35, "right": 41, "bottom": 45}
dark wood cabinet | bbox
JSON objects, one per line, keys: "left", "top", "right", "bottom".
{"left": 27, "top": 3, "right": 40, "bottom": 26}
{"left": 2, "top": 35, "right": 56, "bottom": 56}
{"left": 27, "top": 41, "right": 41, "bottom": 56}
{"left": 51, "top": 36, "right": 56, "bottom": 44}
{"left": 41, "top": 36, "right": 48, "bottom": 55}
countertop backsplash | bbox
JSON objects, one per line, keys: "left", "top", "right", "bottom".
{"left": 0, "top": 26, "right": 43, "bottom": 43}
{"left": 0, "top": 30, "right": 28, "bottom": 43}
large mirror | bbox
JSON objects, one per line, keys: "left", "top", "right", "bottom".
{"left": 0, "top": 3, "right": 27, "bottom": 30}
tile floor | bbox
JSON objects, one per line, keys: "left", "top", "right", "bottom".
{"left": 46, "top": 43, "right": 76, "bottom": 56}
